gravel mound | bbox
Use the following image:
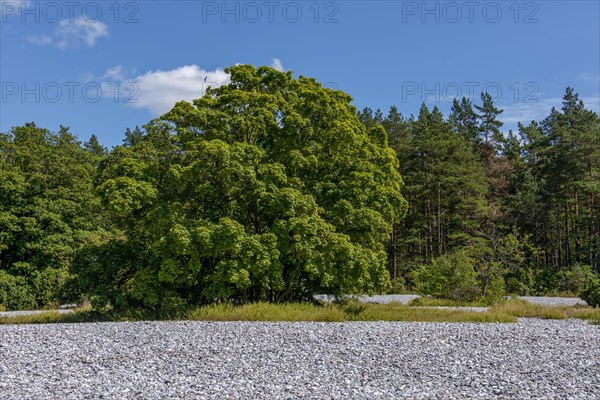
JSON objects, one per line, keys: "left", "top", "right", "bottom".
{"left": 1, "top": 319, "right": 598, "bottom": 399}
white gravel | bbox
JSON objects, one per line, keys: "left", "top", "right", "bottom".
{"left": 1, "top": 319, "right": 598, "bottom": 399}
{"left": 518, "top": 296, "right": 588, "bottom": 307}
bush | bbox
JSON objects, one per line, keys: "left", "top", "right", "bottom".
{"left": 534, "top": 268, "right": 559, "bottom": 294}
{"left": 483, "top": 276, "right": 506, "bottom": 304}
{"left": 386, "top": 276, "right": 406, "bottom": 294}
{"left": 0, "top": 271, "right": 36, "bottom": 311}
{"left": 31, "top": 267, "right": 70, "bottom": 307}
{"left": 580, "top": 273, "right": 600, "bottom": 308}
{"left": 412, "top": 251, "right": 479, "bottom": 301}
{"left": 558, "top": 264, "right": 597, "bottom": 295}
{"left": 506, "top": 277, "right": 532, "bottom": 296}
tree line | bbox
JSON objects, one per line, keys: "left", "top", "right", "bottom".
{"left": 1, "top": 65, "right": 599, "bottom": 311}
{"left": 359, "top": 87, "right": 600, "bottom": 300}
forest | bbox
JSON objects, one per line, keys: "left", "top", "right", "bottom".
{"left": 1, "top": 65, "right": 599, "bottom": 311}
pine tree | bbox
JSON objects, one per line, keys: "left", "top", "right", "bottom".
{"left": 450, "top": 97, "right": 479, "bottom": 144}
{"left": 475, "top": 92, "right": 504, "bottom": 146}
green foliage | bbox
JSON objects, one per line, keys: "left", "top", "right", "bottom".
{"left": 558, "top": 264, "right": 598, "bottom": 294}
{"left": 412, "top": 251, "right": 479, "bottom": 301}
{"left": 74, "top": 65, "right": 407, "bottom": 309}
{"left": 0, "top": 123, "right": 103, "bottom": 309}
{"left": 3, "top": 77, "right": 597, "bottom": 311}
{"left": 580, "top": 273, "right": 600, "bottom": 307}
{"left": 386, "top": 276, "right": 406, "bottom": 294}
{"left": 0, "top": 271, "right": 36, "bottom": 310}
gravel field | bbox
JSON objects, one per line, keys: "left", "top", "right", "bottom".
{"left": 1, "top": 319, "right": 598, "bottom": 399}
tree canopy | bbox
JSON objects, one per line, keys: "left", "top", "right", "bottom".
{"left": 1, "top": 66, "right": 598, "bottom": 310}
{"left": 72, "top": 65, "right": 408, "bottom": 309}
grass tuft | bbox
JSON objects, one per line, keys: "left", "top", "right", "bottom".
{"left": 187, "top": 302, "right": 347, "bottom": 322}
{"left": 3, "top": 299, "right": 598, "bottom": 325}
{"left": 345, "top": 301, "right": 516, "bottom": 323}
{"left": 491, "top": 299, "right": 600, "bottom": 320}
{"left": 408, "top": 297, "right": 494, "bottom": 307}
{"left": 186, "top": 301, "right": 517, "bottom": 323}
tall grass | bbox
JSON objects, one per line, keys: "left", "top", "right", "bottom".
{"left": 187, "top": 302, "right": 347, "bottom": 322}
{"left": 408, "top": 297, "right": 493, "bottom": 307}
{"left": 347, "top": 302, "right": 516, "bottom": 323}
{"left": 186, "top": 301, "right": 517, "bottom": 323}
{"left": 491, "top": 299, "right": 600, "bottom": 320}
{"left": 3, "top": 300, "right": 598, "bottom": 325}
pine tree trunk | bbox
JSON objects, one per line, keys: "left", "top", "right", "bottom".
{"left": 565, "top": 202, "right": 571, "bottom": 266}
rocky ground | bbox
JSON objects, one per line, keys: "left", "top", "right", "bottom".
{"left": 1, "top": 317, "right": 598, "bottom": 399}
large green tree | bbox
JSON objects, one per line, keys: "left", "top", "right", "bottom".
{"left": 77, "top": 65, "right": 408, "bottom": 309}
{"left": 0, "top": 123, "right": 101, "bottom": 309}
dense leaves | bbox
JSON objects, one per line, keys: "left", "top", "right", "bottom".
{"left": 72, "top": 66, "right": 408, "bottom": 309}
{"left": 361, "top": 88, "right": 600, "bottom": 299}
{"left": 0, "top": 123, "right": 101, "bottom": 309}
{"left": 1, "top": 68, "right": 598, "bottom": 310}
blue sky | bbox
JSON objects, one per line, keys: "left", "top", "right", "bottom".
{"left": 1, "top": 0, "right": 599, "bottom": 147}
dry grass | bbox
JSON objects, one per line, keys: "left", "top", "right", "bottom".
{"left": 0, "top": 311, "right": 69, "bottom": 325}
{"left": 408, "top": 297, "right": 492, "bottom": 307}
{"left": 491, "top": 299, "right": 600, "bottom": 320}
{"left": 187, "top": 302, "right": 347, "bottom": 322}
{"left": 187, "top": 301, "right": 517, "bottom": 323}
{"left": 346, "top": 302, "right": 516, "bottom": 323}
{"left": 3, "top": 299, "right": 597, "bottom": 325}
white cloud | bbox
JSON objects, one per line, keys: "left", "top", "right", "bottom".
{"left": 579, "top": 73, "right": 600, "bottom": 84}
{"left": 103, "top": 65, "right": 128, "bottom": 81}
{"left": 500, "top": 95, "right": 600, "bottom": 125}
{"left": 499, "top": 97, "right": 562, "bottom": 124}
{"left": 97, "top": 61, "right": 294, "bottom": 115}
{"left": 28, "top": 16, "right": 108, "bottom": 49}
{"left": 100, "top": 65, "right": 231, "bottom": 116}
{"left": 498, "top": 95, "right": 600, "bottom": 137}
{"left": 271, "top": 58, "right": 285, "bottom": 72}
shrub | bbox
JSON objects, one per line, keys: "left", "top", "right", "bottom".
{"left": 559, "top": 264, "right": 597, "bottom": 295}
{"left": 386, "top": 276, "right": 406, "bottom": 294}
{"left": 412, "top": 251, "right": 479, "bottom": 301}
{"left": 534, "top": 268, "right": 560, "bottom": 294}
{"left": 580, "top": 273, "right": 600, "bottom": 308}
{"left": 506, "top": 277, "right": 532, "bottom": 296}
{"left": 0, "top": 271, "right": 36, "bottom": 311}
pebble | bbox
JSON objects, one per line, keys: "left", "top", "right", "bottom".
{"left": 0, "top": 319, "right": 598, "bottom": 399}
